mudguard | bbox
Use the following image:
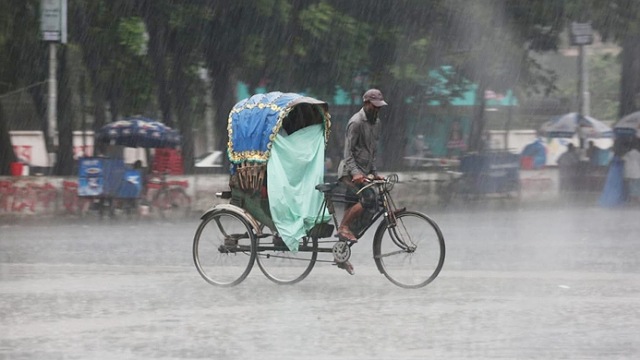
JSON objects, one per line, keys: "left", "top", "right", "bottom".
{"left": 200, "top": 203, "right": 263, "bottom": 236}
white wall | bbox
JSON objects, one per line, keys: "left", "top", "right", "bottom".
{"left": 10, "top": 131, "right": 147, "bottom": 167}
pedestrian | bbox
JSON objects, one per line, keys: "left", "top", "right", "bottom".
{"left": 557, "top": 143, "right": 580, "bottom": 192}
{"left": 408, "top": 134, "right": 427, "bottom": 167}
{"left": 586, "top": 140, "right": 602, "bottom": 167}
{"left": 622, "top": 140, "right": 640, "bottom": 203}
{"left": 335, "top": 88, "right": 388, "bottom": 274}
{"left": 446, "top": 120, "right": 466, "bottom": 158}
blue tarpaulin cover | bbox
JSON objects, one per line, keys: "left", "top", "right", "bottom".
{"left": 227, "top": 92, "right": 330, "bottom": 167}
{"left": 598, "top": 157, "right": 626, "bottom": 207}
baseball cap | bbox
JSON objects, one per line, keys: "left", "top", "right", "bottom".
{"left": 363, "top": 89, "right": 388, "bottom": 107}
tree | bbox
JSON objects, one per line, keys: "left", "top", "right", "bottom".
{"left": 0, "top": 0, "right": 43, "bottom": 174}
{"left": 202, "top": 0, "right": 288, "bottom": 160}
{"left": 439, "top": 0, "right": 565, "bottom": 151}
{"left": 582, "top": 0, "right": 640, "bottom": 117}
{"left": 0, "top": 102, "right": 16, "bottom": 175}
{"left": 334, "top": 0, "right": 468, "bottom": 169}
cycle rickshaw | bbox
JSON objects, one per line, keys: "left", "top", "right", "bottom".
{"left": 192, "top": 92, "right": 445, "bottom": 288}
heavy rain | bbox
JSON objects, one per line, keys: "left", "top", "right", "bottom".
{"left": 1, "top": 1, "right": 640, "bottom": 359}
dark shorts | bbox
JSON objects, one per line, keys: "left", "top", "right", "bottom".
{"left": 339, "top": 176, "right": 377, "bottom": 210}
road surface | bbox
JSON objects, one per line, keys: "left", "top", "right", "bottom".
{"left": 1, "top": 201, "right": 639, "bottom": 359}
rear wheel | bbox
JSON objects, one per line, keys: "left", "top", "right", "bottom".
{"left": 193, "top": 210, "right": 256, "bottom": 286}
{"left": 373, "top": 211, "right": 445, "bottom": 289}
{"left": 256, "top": 228, "right": 318, "bottom": 285}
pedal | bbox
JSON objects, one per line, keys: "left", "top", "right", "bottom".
{"left": 332, "top": 241, "right": 351, "bottom": 263}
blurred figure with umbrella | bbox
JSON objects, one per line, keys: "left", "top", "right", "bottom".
{"left": 622, "top": 139, "right": 640, "bottom": 203}
{"left": 598, "top": 111, "right": 640, "bottom": 207}
{"left": 540, "top": 112, "right": 613, "bottom": 141}
{"left": 557, "top": 143, "right": 580, "bottom": 192}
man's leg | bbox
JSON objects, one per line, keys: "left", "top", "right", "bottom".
{"left": 338, "top": 202, "right": 363, "bottom": 241}
{"left": 337, "top": 177, "right": 362, "bottom": 242}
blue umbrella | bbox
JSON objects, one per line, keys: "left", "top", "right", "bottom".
{"left": 95, "top": 117, "right": 181, "bottom": 148}
{"left": 540, "top": 112, "right": 613, "bottom": 139}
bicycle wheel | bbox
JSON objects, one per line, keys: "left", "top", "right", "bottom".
{"left": 256, "top": 228, "right": 318, "bottom": 285}
{"left": 193, "top": 210, "right": 256, "bottom": 286}
{"left": 373, "top": 210, "right": 445, "bottom": 289}
{"left": 153, "top": 188, "right": 191, "bottom": 219}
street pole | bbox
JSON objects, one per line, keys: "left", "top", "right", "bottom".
{"left": 47, "top": 42, "right": 58, "bottom": 167}
{"left": 577, "top": 44, "right": 584, "bottom": 149}
{"left": 80, "top": 72, "right": 87, "bottom": 157}
{"left": 41, "top": 0, "right": 66, "bottom": 171}
{"left": 571, "top": 22, "right": 593, "bottom": 150}
{"left": 580, "top": 45, "right": 590, "bottom": 118}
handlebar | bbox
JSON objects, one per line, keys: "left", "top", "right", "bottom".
{"left": 355, "top": 174, "right": 398, "bottom": 195}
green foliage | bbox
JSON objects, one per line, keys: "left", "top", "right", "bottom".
{"left": 118, "top": 17, "right": 147, "bottom": 56}
{"left": 3, "top": 0, "right": 640, "bottom": 172}
{"left": 590, "top": 54, "right": 621, "bottom": 121}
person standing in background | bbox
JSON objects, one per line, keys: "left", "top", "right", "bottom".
{"left": 622, "top": 140, "right": 640, "bottom": 203}
{"left": 446, "top": 120, "right": 466, "bottom": 158}
{"left": 557, "top": 143, "right": 580, "bottom": 192}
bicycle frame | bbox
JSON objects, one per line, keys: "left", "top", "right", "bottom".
{"left": 320, "top": 176, "right": 402, "bottom": 242}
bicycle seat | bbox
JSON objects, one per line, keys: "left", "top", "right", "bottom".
{"left": 315, "top": 182, "right": 339, "bottom": 193}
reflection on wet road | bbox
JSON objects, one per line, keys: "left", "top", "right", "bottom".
{"left": 1, "top": 203, "right": 639, "bottom": 359}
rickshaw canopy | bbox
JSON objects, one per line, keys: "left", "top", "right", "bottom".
{"left": 227, "top": 92, "right": 331, "bottom": 167}
{"left": 226, "top": 91, "right": 332, "bottom": 252}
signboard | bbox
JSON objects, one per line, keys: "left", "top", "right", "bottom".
{"left": 570, "top": 22, "right": 593, "bottom": 46}
{"left": 40, "top": 0, "right": 67, "bottom": 43}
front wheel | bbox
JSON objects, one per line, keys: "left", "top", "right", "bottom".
{"left": 193, "top": 210, "right": 256, "bottom": 286}
{"left": 373, "top": 211, "right": 445, "bottom": 289}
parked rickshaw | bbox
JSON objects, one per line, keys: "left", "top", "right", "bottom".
{"left": 440, "top": 150, "right": 521, "bottom": 204}
{"left": 192, "top": 92, "right": 445, "bottom": 288}
{"left": 77, "top": 157, "right": 142, "bottom": 218}
{"left": 77, "top": 117, "right": 183, "bottom": 218}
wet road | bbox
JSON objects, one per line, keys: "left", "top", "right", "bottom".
{"left": 1, "top": 202, "right": 639, "bottom": 359}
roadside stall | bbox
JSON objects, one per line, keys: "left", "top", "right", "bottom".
{"left": 540, "top": 112, "right": 613, "bottom": 192}
{"left": 78, "top": 117, "right": 181, "bottom": 218}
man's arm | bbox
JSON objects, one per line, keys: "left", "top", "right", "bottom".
{"left": 343, "top": 121, "right": 364, "bottom": 177}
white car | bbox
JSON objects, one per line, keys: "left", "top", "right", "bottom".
{"left": 194, "top": 151, "right": 225, "bottom": 173}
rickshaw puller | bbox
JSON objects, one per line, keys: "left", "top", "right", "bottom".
{"left": 336, "top": 89, "right": 388, "bottom": 244}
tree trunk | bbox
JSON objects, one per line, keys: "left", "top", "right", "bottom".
{"left": 143, "top": 8, "right": 173, "bottom": 127}
{"left": 619, "top": 34, "right": 640, "bottom": 118}
{"left": 54, "top": 46, "right": 75, "bottom": 176}
{"left": 0, "top": 101, "right": 18, "bottom": 175}
{"left": 28, "top": 85, "right": 48, "bottom": 151}
{"left": 210, "top": 65, "right": 235, "bottom": 169}
{"left": 468, "top": 83, "right": 487, "bottom": 152}
{"left": 90, "top": 78, "right": 107, "bottom": 156}
{"left": 380, "top": 83, "right": 409, "bottom": 171}
{"left": 172, "top": 57, "right": 195, "bottom": 174}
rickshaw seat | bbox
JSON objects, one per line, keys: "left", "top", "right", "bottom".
{"left": 315, "top": 182, "right": 339, "bottom": 193}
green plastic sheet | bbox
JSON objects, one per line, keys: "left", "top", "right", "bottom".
{"left": 267, "top": 124, "right": 330, "bottom": 252}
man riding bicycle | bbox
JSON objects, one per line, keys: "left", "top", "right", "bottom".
{"left": 335, "top": 89, "right": 388, "bottom": 274}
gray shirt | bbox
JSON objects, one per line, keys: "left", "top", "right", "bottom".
{"left": 337, "top": 108, "right": 380, "bottom": 178}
